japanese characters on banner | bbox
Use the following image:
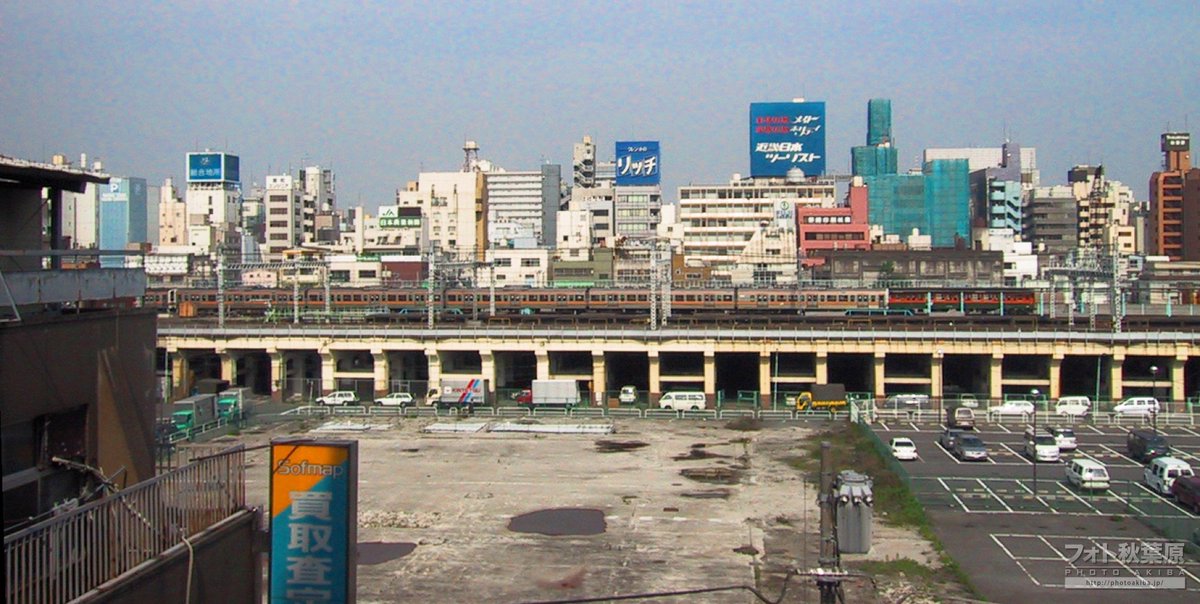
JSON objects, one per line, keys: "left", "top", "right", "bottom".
{"left": 749, "top": 101, "right": 826, "bottom": 178}
{"left": 615, "top": 141, "right": 661, "bottom": 186}
{"left": 270, "top": 440, "right": 358, "bottom": 604}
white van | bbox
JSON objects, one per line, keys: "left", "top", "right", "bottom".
{"left": 1114, "top": 397, "right": 1160, "bottom": 416}
{"left": 1066, "top": 459, "right": 1110, "bottom": 491}
{"left": 1144, "top": 457, "right": 1195, "bottom": 496}
{"left": 1055, "top": 396, "right": 1091, "bottom": 417}
{"left": 1024, "top": 427, "right": 1060, "bottom": 463}
{"left": 658, "top": 392, "right": 707, "bottom": 411}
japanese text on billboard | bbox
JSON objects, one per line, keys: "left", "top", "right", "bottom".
{"left": 749, "top": 102, "right": 826, "bottom": 177}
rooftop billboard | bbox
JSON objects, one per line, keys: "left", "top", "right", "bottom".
{"left": 749, "top": 101, "right": 826, "bottom": 178}
{"left": 615, "top": 141, "right": 661, "bottom": 186}
{"left": 187, "top": 152, "right": 240, "bottom": 183}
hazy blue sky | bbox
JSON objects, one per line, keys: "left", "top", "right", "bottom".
{"left": 2, "top": 1, "right": 1197, "bottom": 210}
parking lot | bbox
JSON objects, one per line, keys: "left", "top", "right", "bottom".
{"left": 870, "top": 418, "right": 1200, "bottom": 602}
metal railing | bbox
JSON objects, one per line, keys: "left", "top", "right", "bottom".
{"left": 4, "top": 446, "right": 246, "bottom": 604}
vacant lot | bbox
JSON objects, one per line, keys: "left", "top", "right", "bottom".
{"left": 228, "top": 417, "right": 948, "bottom": 602}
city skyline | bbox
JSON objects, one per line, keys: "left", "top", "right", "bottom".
{"left": 2, "top": 1, "right": 1198, "bottom": 210}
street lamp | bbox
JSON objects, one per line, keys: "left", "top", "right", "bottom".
{"left": 1031, "top": 388, "right": 1040, "bottom": 496}
{"left": 1150, "top": 365, "right": 1160, "bottom": 434}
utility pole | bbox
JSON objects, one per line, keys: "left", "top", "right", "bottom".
{"left": 816, "top": 441, "right": 844, "bottom": 604}
{"left": 426, "top": 249, "right": 435, "bottom": 330}
{"left": 217, "top": 248, "right": 226, "bottom": 329}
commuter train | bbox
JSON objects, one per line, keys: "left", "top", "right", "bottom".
{"left": 144, "top": 285, "right": 1039, "bottom": 319}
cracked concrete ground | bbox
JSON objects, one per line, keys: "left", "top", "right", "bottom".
{"left": 231, "top": 418, "right": 929, "bottom": 603}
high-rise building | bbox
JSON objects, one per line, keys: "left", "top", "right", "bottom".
{"left": 484, "top": 164, "right": 562, "bottom": 247}
{"left": 866, "top": 160, "right": 970, "bottom": 248}
{"left": 867, "top": 98, "right": 892, "bottom": 146}
{"left": 301, "top": 166, "right": 336, "bottom": 243}
{"left": 572, "top": 136, "right": 596, "bottom": 188}
{"left": 264, "top": 174, "right": 302, "bottom": 259}
{"left": 678, "top": 176, "right": 835, "bottom": 282}
{"left": 1024, "top": 185, "right": 1078, "bottom": 257}
{"left": 398, "top": 170, "right": 485, "bottom": 261}
{"left": 1148, "top": 132, "right": 1199, "bottom": 260}
{"left": 158, "top": 177, "right": 188, "bottom": 247}
{"left": 1069, "top": 165, "right": 1137, "bottom": 254}
{"left": 853, "top": 99, "right": 898, "bottom": 177}
{"left": 98, "top": 177, "right": 151, "bottom": 267}
{"left": 924, "top": 159, "right": 971, "bottom": 248}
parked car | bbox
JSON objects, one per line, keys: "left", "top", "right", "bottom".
{"left": 953, "top": 435, "right": 989, "bottom": 461}
{"left": 938, "top": 428, "right": 964, "bottom": 451}
{"left": 990, "top": 400, "right": 1035, "bottom": 418}
{"left": 618, "top": 385, "right": 639, "bottom": 405}
{"left": 886, "top": 394, "right": 930, "bottom": 409}
{"left": 658, "top": 391, "right": 707, "bottom": 411}
{"left": 375, "top": 392, "right": 414, "bottom": 407}
{"left": 890, "top": 437, "right": 918, "bottom": 461}
{"left": 1023, "top": 427, "right": 1061, "bottom": 463}
{"left": 1127, "top": 429, "right": 1170, "bottom": 462}
{"left": 1066, "top": 458, "right": 1110, "bottom": 492}
{"left": 946, "top": 406, "right": 976, "bottom": 429}
{"left": 957, "top": 394, "right": 980, "bottom": 408}
{"left": 1144, "top": 457, "right": 1194, "bottom": 496}
{"left": 1170, "top": 476, "right": 1200, "bottom": 513}
{"left": 315, "top": 390, "right": 359, "bottom": 406}
{"left": 514, "top": 389, "right": 533, "bottom": 405}
{"left": 1046, "top": 426, "right": 1077, "bottom": 451}
{"left": 1054, "top": 396, "right": 1092, "bottom": 417}
{"left": 1114, "top": 397, "right": 1160, "bottom": 417}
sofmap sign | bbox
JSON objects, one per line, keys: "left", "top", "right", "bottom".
{"left": 187, "top": 152, "right": 240, "bottom": 182}
{"left": 615, "top": 141, "right": 661, "bottom": 186}
{"left": 270, "top": 440, "right": 357, "bottom": 604}
{"left": 749, "top": 102, "right": 826, "bottom": 178}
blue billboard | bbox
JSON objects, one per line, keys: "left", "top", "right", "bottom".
{"left": 749, "top": 101, "right": 826, "bottom": 178}
{"left": 187, "top": 152, "right": 239, "bottom": 182}
{"left": 615, "top": 141, "right": 661, "bottom": 186}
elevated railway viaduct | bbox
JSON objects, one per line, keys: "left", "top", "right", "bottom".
{"left": 158, "top": 322, "right": 1200, "bottom": 408}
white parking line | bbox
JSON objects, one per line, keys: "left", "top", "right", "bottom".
{"left": 990, "top": 535, "right": 1042, "bottom": 586}
{"left": 938, "top": 477, "right": 971, "bottom": 512}
{"left": 996, "top": 423, "right": 1011, "bottom": 433}
{"left": 999, "top": 442, "right": 1032, "bottom": 464}
{"left": 1052, "top": 481, "right": 1104, "bottom": 515}
{"left": 1180, "top": 427, "right": 1200, "bottom": 437}
{"left": 1132, "top": 481, "right": 1200, "bottom": 518}
{"left": 1137, "top": 536, "right": 1200, "bottom": 585}
{"left": 1098, "top": 443, "right": 1142, "bottom": 465}
{"left": 976, "top": 478, "right": 1014, "bottom": 512}
{"left": 936, "top": 442, "right": 962, "bottom": 463}
{"left": 1037, "top": 535, "right": 1071, "bottom": 561}
{"left": 1085, "top": 424, "right": 1105, "bottom": 434}
{"left": 878, "top": 422, "right": 891, "bottom": 431}
{"left": 1012, "top": 478, "right": 1056, "bottom": 512}
{"left": 909, "top": 422, "right": 920, "bottom": 431}
{"left": 1090, "top": 538, "right": 1154, "bottom": 587}
{"left": 1105, "top": 488, "right": 1149, "bottom": 516}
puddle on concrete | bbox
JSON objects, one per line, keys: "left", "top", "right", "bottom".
{"left": 679, "top": 467, "right": 742, "bottom": 485}
{"left": 357, "top": 541, "right": 416, "bottom": 565}
{"left": 399, "top": 448, "right": 420, "bottom": 453}
{"left": 508, "top": 508, "right": 606, "bottom": 536}
{"left": 663, "top": 507, "right": 679, "bottom": 513}
{"left": 680, "top": 488, "right": 732, "bottom": 499}
{"left": 672, "top": 444, "right": 730, "bottom": 461}
{"left": 594, "top": 440, "right": 649, "bottom": 453}
{"left": 733, "top": 545, "right": 759, "bottom": 556}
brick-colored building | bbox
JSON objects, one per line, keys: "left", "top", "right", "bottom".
{"left": 1148, "top": 132, "right": 1200, "bottom": 260}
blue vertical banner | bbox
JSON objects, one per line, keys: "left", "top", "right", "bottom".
{"left": 614, "top": 141, "right": 661, "bottom": 186}
{"left": 749, "top": 101, "right": 826, "bottom": 177}
{"left": 270, "top": 440, "right": 358, "bottom": 604}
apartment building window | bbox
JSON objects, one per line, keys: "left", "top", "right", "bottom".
{"left": 493, "top": 258, "right": 512, "bottom": 267}
{"left": 520, "top": 258, "right": 540, "bottom": 267}
{"left": 269, "top": 221, "right": 288, "bottom": 228}
{"left": 270, "top": 208, "right": 288, "bottom": 215}
{"left": 358, "top": 270, "right": 377, "bottom": 279}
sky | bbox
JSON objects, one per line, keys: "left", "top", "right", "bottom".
{"left": 2, "top": 1, "right": 1198, "bottom": 211}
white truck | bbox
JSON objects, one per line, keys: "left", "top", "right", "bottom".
{"left": 430, "top": 378, "right": 489, "bottom": 409}
{"left": 530, "top": 379, "right": 581, "bottom": 408}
